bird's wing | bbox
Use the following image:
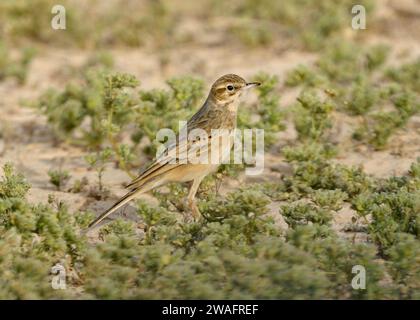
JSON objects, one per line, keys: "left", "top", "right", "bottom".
{"left": 125, "top": 134, "right": 211, "bottom": 190}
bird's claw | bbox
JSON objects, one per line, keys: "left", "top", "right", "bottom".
{"left": 183, "top": 198, "right": 202, "bottom": 223}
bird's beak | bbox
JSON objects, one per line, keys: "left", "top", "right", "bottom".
{"left": 245, "top": 82, "right": 261, "bottom": 88}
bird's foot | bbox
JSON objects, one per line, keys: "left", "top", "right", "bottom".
{"left": 184, "top": 198, "right": 202, "bottom": 223}
{"left": 182, "top": 213, "right": 195, "bottom": 224}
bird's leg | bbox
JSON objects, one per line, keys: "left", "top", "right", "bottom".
{"left": 186, "top": 177, "right": 203, "bottom": 221}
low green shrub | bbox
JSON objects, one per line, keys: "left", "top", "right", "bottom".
{"left": 285, "top": 41, "right": 419, "bottom": 150}
{"left": 293, "top": 91, "right": 334, "bottom": 142}
{"left": 352, "top": 160, "right": 420, "bottom": 251}
{"left": 227, "top": 0, "right": 375, "bottom": 51}
{"left": 1, "top": 161, "right": 419, "bottom": 299}
{"left": 0, "top": 164, "right": 86, "bottom": 299}
{"left": 387, "top": 58, "right": 420, "bottom": 94}
{"left": 0, "top": 0, "right": 177, "bottom": 48}
{"left": 0, "top": 42, "right": 35, "bottom": 84}
{"left": 281, "top": 202, "right": 334, "bottom": 228}
{"left": 353, "top": 88, "right": 420, "bottom": 149}
{"left": 48, "top": 169, "right": 71, "bottom": 191}
{"left": 386, "top": 233, "right": 420, "bottom": 299}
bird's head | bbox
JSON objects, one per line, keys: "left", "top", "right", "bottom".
{"left": 209, "top": 74, "right": 260, "bottom": 105}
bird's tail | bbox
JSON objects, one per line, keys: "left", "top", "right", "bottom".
{"left": 87, "top": 189, "right": 139, "bottom": 230}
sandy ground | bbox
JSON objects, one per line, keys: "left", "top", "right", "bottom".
{"left": 0, "top": 0, "right": 419, "bottom": 237}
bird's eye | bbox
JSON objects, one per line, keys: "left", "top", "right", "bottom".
{"left": 227, "top": 85, "right": 234, "bottom": 91}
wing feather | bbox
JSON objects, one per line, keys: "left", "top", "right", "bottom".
{"left": 125, "top": 135, "right": 210, "bottom": 189}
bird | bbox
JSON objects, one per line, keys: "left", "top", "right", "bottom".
{"left": 87, "top": 74, "right": 260, "bottom": 229}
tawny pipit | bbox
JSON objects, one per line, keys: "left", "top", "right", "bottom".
{"left": 88, "top": 74, "right": 260, "bottom": 229}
